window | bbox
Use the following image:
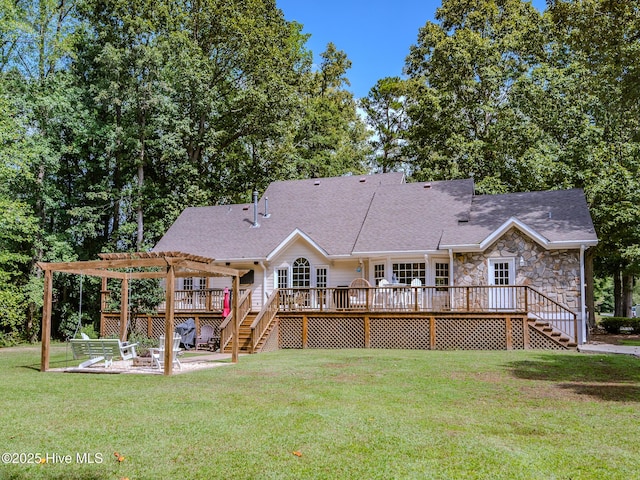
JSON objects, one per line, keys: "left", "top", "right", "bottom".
{"left": 198, "top": 277, "right": 207, "bottom": 290}
{"left": 493, "top": 262, "right": 511, "bottom": 286}
{"left": 183, "top": 278, "right": 193, "bottom": 290}
{"left": 292, "top": 258, "right": 310, "bottom": 288}
{"left": 374, "top": 264, "right": 385, "bottom": 285}
{"left": 392, "top": 262, "right": 426, "bottom": 285}
{"left": 316, "top": 266, "right": 328, "bottom": 288}
{"left": 434, "top": 262, "right": 449, "bottom": 291}
{"left": 277, "top": 268, "right": 289, "bottom": 289}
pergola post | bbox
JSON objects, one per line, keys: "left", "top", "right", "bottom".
{"left": 164, "top": 264, "right": 176, "bottom": 376}
{"left": 232, "top": 274, "right": 239, "bottom": 363}
{"left": 120, "top": 276, "right": 129, "bottom": 341}
{"left": 40, "top": 269, "right": 53, "bottom": 372}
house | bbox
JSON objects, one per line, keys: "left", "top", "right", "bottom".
{"left": 137, "top": 173, "right": 598, "bottom": 352}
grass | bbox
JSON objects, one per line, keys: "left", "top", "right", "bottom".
{"left": 618, "top": 339, "right": 640, "bottom": 346}
{"left": 1, "top": 345, "right": 640, "bottom": 479}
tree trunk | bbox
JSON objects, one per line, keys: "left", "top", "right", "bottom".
{"left": 613, "top": 270, "right": 622, "bottom": 317}
{"left": 622, "top": 273, "right": 634, "bottom": 318}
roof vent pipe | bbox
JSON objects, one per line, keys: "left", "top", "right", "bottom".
{"left": 252, "top": 190, "right": 260, "bottom": 228}
{"left": 264, "top": 197, "right": 271, "bottom": 218}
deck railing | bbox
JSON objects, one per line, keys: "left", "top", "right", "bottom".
{"left": 154, "top": 288, "right": 247, "bottom": 312}
{"left": 219, "top": 289, "right": 252, "bottom": 352}
{"left": 276, "top": 285, "right": 577, "bottom": 342}
{"left": 250, "top": 289, "right": 280, "bottom": 353}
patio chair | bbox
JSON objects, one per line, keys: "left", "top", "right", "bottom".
{"left": 374, "top": 279, "right": 391, "bottom": 308}
{"left": 195, "top": 325, "right": 214, "bottom": 350}
{"left": 349, "top": 278, "right": 371, "bottom": 308}
{"left": 410, "top": 278, "right": 423, "bottom": 309}
{"left": 149, "top": 332, "right": 182, "bottom": 370}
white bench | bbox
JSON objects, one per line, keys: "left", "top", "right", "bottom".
{"left": 69, "top": 338, "right": 138, "bottom": 368}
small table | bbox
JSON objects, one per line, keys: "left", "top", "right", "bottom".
{"left": 207, "top": 336, "right": 220, "bottom": 352}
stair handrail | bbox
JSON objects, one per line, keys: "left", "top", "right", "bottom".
{"left": 525, "top": 286, "right": 578, "bottom": 344}
{"left": 219, "top": 289, "right": 252, "bottom": 352}
{"left": 250, "top": 289, "right": 280, "bottom": 353}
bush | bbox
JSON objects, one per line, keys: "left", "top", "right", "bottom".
{"left": 599, "top": 317, "right": 640, "bottom": 334}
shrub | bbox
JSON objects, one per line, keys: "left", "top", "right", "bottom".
{"left": 599, "top": 317, "right": 640, "bottom": 334}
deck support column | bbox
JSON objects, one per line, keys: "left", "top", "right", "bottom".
{"left": 523, "top": 318, "right": 530, "bottom": 349}
{"left": 302, "top": 315, "right": 308, "bottom": 348}
{"left": 429, "top": 316, "right": 436, "bottom": 350}
{"left": 505, "top": 317, "right": 513, "bottom": 350}
{"left": 364, "top": 315, "right": 370, "bottom": 348}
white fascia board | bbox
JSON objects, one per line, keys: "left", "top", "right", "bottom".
{"left": 351, "top": 249, "right": 443, "bottom": 257}
{"left": 266, "top": 228, "right": 329, "bottom": 262}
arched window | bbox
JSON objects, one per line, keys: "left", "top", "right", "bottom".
{"left": 292, "top": 258, "right": 310, "bottom": 288}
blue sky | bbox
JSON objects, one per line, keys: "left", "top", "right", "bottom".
{"left": 276, "top": 0, "right": 548, "bottom": 99}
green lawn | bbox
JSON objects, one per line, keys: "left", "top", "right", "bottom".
{"left": 1, "top": 345, "right": 639, "bottom": 479}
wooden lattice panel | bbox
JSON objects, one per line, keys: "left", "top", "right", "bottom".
{"left": 260, "top": 322, "right": 280, "bottom": 353}
{"left": 131, "top": 317, "right": 149, "bottom": 337}
{"left": 150, "top": 316, "right": 165, "bottom": 338}
{"left": 102, "top": 316, "right": 120, "bottom": 337}
{"left": 307, "top": 317, "right": 365, "bottom": 349}
{"left": 435, "top": 318, "right": 507, "bottom": 350}
{"left": 370, "top": 317, "right": 430, "bottom": 349}
{"left": 528, "top": 326, "right": 566, "bottom": 350}
{"left": 279, "top": 317, "right": 303, "bottom": 349}
{"left": 511, "top": 319, "right": 524, "bottom": 350}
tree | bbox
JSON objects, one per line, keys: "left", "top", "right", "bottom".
{"left": 404, "top": 0, "right": 546, "bottom": 192}
{"left": 547, "top": 0, "right": 640, "bottom": 316}
{"left": 290, "top": 42, "right": 369, "bottom": 179}
{"left": 360, "top": 77, "right": 410, "bottom": 173}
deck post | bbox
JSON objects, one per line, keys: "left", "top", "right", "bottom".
{"left": 40, "top": 269, "right": 53, "bottom": 372}
{"left": 364, "top": 315, "right": 370, "bottom": 348}
{"left": 429, "top": 316, "right": 436, "bottom": 350}
{"left": 302, "top": 315, "right": 308, "bottom": 348}
{"left": 505, "top": 317, "right": 513, "bottom": 350}
{"left": 523, "top": 318, "right": 530, "bottom": 349}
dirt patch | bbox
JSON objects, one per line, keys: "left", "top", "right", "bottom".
{"left": 588, "top": 333, "right": 640, "bottom": 345}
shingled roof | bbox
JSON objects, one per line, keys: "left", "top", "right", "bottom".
{"left": 152, "top": 174, "right": 597, "bottom": 260}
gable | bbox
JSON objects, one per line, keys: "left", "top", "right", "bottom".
{"left": 440, "top": 189, "right": 598, "bottom": 251}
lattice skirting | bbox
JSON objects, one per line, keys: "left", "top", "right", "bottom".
{"left": 435, "top": 318, "right": 507, "bottom": 350}
{"left": 277, "top": 315, "right": 568, "bottom": 351}
{"left": 370, "top": 317, "right": 430, "bottom": 349}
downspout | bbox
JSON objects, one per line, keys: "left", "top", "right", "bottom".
{"left": 580, "top": 245, "right": 586, "bottom": 345}
{"left": 259, "top": 261, "right": 268, "bottom": 306}
{"left": 449, "top": 249, "right": 454, "bottom": 309}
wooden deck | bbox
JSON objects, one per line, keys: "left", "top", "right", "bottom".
{"left": 101, "top": 285, "right": 579, "bottom": 353}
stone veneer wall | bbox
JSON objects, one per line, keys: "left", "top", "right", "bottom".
{"left": 454, "top": 228, "right": 581, "bottom": 313}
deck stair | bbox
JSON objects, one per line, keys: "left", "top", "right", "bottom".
{"left": 222, "top": 313, "right": 257, "bottom": 353}
{"left": 527, "top": 317, "right": 577, "bottom": 350}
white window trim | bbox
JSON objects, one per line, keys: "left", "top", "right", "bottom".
{"left": 487, "top": 257, "right": 516, "bottom": 286}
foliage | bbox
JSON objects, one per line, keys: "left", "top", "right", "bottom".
{"left": 360, "top": 76, "right": 410, "bottom": 173}
{"left": 599, "top": 317, "right": 640, "bottom": 334}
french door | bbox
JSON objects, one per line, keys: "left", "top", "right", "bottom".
{"left": 488, "top": 259, "right": 515, "bottom": 310}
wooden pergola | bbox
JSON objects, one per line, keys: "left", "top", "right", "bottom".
{"left": 37, "top": 251, "right": 247, "bottom": 375}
